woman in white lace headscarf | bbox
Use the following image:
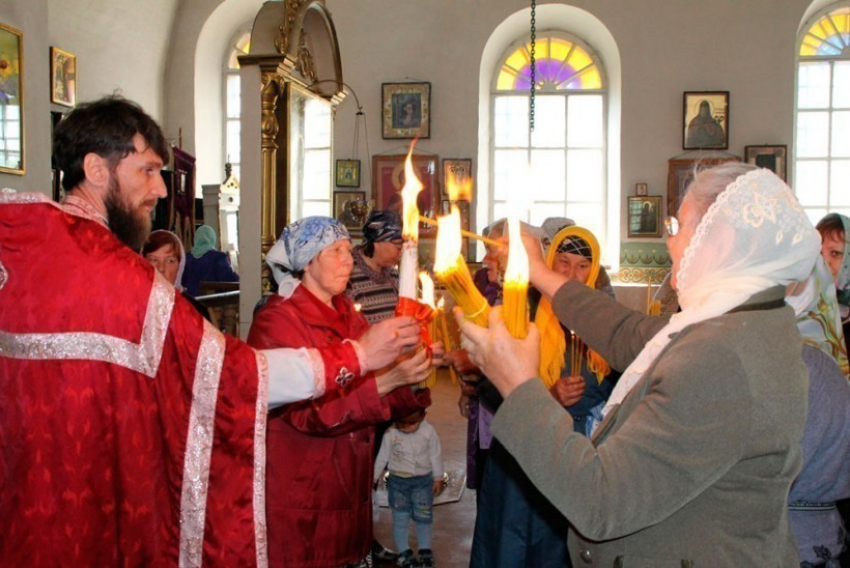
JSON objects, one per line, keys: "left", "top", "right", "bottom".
{"left": 457, "top": 163, "right": 822, "bottom": 566}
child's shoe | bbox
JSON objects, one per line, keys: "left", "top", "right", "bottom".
{"left": 396, "top": 549, "right": 416, "bottom": 567}
{"left": 417, "top": 549, "right": 435, "bottom": 568}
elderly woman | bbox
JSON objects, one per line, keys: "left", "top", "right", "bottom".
{"left": 246, "top": 216, "right": 434, "bottom": 568}
{"left": 458, "top": 163, "right": 821, "bottom": 566}
{"left": 141, "top": 230, "right": 210, "bottom": 320}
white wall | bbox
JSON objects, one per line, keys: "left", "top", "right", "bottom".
{"left": 325, "top": 0, "right": 811, "bottom": 243}
{"left": 47, "top": 0, "right": 178, "bottom": 123}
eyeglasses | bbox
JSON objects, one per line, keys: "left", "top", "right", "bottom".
{"left": 664, "top": 217, "right": 680, "bottom": 237}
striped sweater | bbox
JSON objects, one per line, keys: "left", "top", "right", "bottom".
{"left": 345, "top": 246, "right": 399, "bottom": 326}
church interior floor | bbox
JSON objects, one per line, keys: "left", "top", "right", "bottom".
{"left": 374, "top": 372, "right": 476, "bottom": 568}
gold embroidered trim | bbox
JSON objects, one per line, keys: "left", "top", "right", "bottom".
{"left": 178, "top": 319, "right": 226, "bottom": 568}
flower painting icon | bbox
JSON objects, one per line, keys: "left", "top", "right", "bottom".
{"left": 0, "top": 22, "right": 24, "bottom": 174}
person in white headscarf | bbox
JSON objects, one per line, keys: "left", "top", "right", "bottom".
{"left": 142, "top": 229, "right": 210, "bottom": 320}
{"left": 457, "top": 163, "right": 821, "bottom": 566}
{"left": 246, "top": 216, "right": 438, "bottom": 568}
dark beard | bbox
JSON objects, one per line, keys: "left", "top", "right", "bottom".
{"left": 104, "top": 177, "right": 152, "bottom": 251}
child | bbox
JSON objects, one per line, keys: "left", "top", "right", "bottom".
{"left": 374, "top": 409, "right": 445, "bottom": 568}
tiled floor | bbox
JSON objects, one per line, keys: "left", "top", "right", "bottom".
{"left": 374, "top": 373, "right": 476, "bottom": 568}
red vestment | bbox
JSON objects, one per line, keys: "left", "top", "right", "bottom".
{"left": 247, "top": 286, "right": 430, "bottom": 567}
{"left": 0, "top": 194, "right": 357, "bottom": 566}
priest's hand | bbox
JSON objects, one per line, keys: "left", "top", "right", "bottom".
{"left": 455, "top": 306, "right": 540, "bottom": 398}
{"left": 550, "top": 375, "right": 586, "bottom": 407}
{"left": 359, "top": 316, "right": 420, "bottom": 372}
{"left": 374, "top": 348, "right": 431, "bottom": 396}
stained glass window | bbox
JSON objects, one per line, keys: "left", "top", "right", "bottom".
{"left": 799, "top": 6, "right": 850, "bottom": 57}
{"left": 490, "top": 33, "right": 608, "bottom": 255}
{"left": 225, "top": 31, "right": 251, "bottom": 181}
{"left": 795, "top": 4, "right": 850, "bottom": 223}
{"left": 496, "top": 36, "right": 603, "bottom": 92}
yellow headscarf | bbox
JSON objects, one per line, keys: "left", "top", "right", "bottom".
{"left": 534, "top": 226, "right": 611, "bottom": 387}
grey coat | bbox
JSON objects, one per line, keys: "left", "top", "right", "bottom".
{"left": 491, "top": 282, "right": 807, "bottom": 567}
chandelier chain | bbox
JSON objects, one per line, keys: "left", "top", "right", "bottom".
{"left": 529, "top": 0, "right": 537, "bottom": 133}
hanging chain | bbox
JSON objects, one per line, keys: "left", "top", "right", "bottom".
{"left": 529, "top": 0, "right": 537, "bottom": 133}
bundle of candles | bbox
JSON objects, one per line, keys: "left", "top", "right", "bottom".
{"left": 569, "top": 331, "right": 585, "bottom": 377}
{"left": 433, "top": 206, "right": 491, "bottom": 328}
{"left": 501, "top": 215, "right": 529, "bottom": 339}
{"left": 395, "top": 140, "right": 530, "bottom": 392}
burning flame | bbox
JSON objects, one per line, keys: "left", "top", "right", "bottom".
{"left": 504, "top": 213, "right": 528, "bottom": 287}
{"left": 437, "top": 296, "right": 445, "bottom": 310}
{"left": 446, "top": 167, "right": 473, "bottom": 202}
{"left": 434, "top": 205, "right": 462, "bottom": 274}
{"left": 400, "top": 141, "right": 424, "bottom": 241}
{"left": 419, "top": 271, "right": 435, "bottom": 309}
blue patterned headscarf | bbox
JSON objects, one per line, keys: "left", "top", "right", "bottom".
{"left": 266, "top": 216, "right": 350, "bottom": 298}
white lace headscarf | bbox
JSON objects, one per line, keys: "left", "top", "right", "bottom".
{"left": 603, "top": 166, "right": 821, "bottom": 414}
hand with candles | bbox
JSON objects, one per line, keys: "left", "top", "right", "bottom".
{"left": 549, "top": 375, "right": 586, "bottom": 407}
{"left": 374, "top": 348, "right": 432, "bottom": 396}
{"left": 357, "top": 316, "right": 421, "bottom": 371}
{"left": 455, "top": 306, "right": 540, "bottom": 398}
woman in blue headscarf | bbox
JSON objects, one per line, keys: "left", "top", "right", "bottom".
{"left": 181, "top": 224, "right": 239, "bottom": 297}
{"left": 247, "top": 216, "right": 435, "bottom": 568}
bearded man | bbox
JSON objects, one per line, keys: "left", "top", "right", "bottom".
{"left": 0, "top": 97, "right": 421, "bottom": 566}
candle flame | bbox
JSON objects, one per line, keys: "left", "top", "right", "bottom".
{"left": 504, "top": 214, "right": 528, "bottom": 287}
{"left": 446, "top": 168, "right": 472, "bottom": 202}
{"left": 437, "top": 296, "right": 445, "bottom": 310}
{"left": 419, "top": 271, "right": 436, "bottom": 309}
{"left": 401, "top": 141, "right": 424, "bottom": 241}
{"left": 434, "top": 205, "right": 462, "bottom": 274}
{"left": 354, "top": 302, "right": 362, "bottom": 312}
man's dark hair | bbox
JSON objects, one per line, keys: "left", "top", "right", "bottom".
{"left": 54, "top": 96, "right": 170, "bottom": 191}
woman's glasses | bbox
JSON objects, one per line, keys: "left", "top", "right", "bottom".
{"left": 664, "top": 217, "right": 679, "bottom": 237}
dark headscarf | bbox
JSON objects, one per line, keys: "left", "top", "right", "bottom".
{"left": 556, "top": 235, "right": 592, "bottom": 259}
{"left": 362, "top": 210, "right": 402, "bottom": 257}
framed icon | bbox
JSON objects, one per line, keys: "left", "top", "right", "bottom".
{"left": 683, "top": 91, "right": 729, "bottom": 150}
{"left": 744, "top": 145, "right": 787, "bottom": 181}
{"left": 381, "top": 82, "right": 431, "bottom": 139}
{"left": 335, "top": 159, "right": 361, "bottom": 188}
{"left": 50, "top": 46, "right": 77, "bottom": 108}
{"left": 628, "top": 196, "right": 662, "bottom": 238}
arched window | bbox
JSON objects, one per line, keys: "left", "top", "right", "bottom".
{"left": 491, "top": 33, "right": 607, "bottom": 240}
{"left": 795, "top": 3, "right": 850, "bottom": 223}
{"left": 224, "top": 31, "right": 250, "bottom": 182}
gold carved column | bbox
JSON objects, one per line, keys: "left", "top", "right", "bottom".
{"left": 260, "top": 70, "right": 281, "bottom": 253}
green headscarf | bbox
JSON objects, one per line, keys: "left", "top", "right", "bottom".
{"left": 191, "top": 225, "right": 218, "bottom": 259}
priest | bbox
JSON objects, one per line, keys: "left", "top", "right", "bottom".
{"left": 0, "top": 96, "right": 421, "bottom": 566}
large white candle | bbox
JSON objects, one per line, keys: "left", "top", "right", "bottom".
{"left": 398, "top": 143, "right": 424, "bottom": 300}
